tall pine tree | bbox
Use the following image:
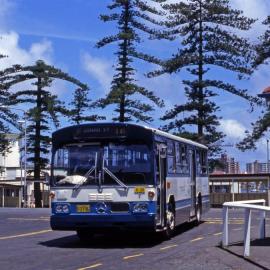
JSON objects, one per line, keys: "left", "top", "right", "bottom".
{"left": 0, "top": 60, "right": 88, "bottom": 207}
{"left": 68, "top": 87, "right": 105, "bottom": 125}
{"left": 151, "top": 0, "right": 257, "bottom": 160}
{"left": 238, "top": 16, "right": 270, "bottom": 150}
{"left": 95, "top": 0, "right": 164, "bottom": 122}
{"left": 0, "top": 40, "right": 17, "bottom": 154}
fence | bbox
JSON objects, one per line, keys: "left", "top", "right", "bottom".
{"left": 222, "top": 199, "right": 268, "bottom": 257}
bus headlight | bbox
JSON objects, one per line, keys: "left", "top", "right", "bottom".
{"left": 62, "top": 204, "right": 70, "bottom": 213}
{"left": 133, "top": 203, "right": 148, "bottom": 213}
{"left": 55, "top": 203, "right": 70, "bottom": 214}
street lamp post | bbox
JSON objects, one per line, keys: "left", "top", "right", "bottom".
{"left": 267, "top": 139, "right": 269, "bottom": 174}
{"left": 0, "top": 105, "right": 28, "bottom": 207}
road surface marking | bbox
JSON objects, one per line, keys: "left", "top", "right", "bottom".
{"left": 205, "top": 221, "right": 243, "bottom": 225}
{"left": 77, "top": 263, "right": 103, "bottom": 270}
{"left": 160, "top": 244, "right": 178, "bottom": 250}
{"left": 190, "top": 237, "right": 204, "bottom": 242}
{"left": 8, "top": 218, "right": 49, "bottom": 221}
{"left": 123, "top": 253, "right": 144, "bottom": 260}
{"left": 233, "top": 228, "right": 242, "bottom": 231}
{"left": 213, "top": 232, "right": 222, "bottom": 236}
{"left": 0, "top": 229, "right": 52, "bottom": 240}
{"left": 205, "top": 218, "right": 243, "bottom": 221}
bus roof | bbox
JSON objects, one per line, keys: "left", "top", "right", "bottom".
{"left": 52, "top": 122, "right": 208, "bottom": 150}
{"left": 142, "top": 125, "right": 208, "bottom": 150}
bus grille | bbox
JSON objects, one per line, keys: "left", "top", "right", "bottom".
{"left": 110, "top": 203, "right": 129, "bottom": 213}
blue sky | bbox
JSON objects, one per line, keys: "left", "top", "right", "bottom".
{"left": 1, "top": 0, "right": 270, "bottom": 170}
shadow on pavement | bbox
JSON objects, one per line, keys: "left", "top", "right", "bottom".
{"left": 217, "top": 239, "right": 270, "bottom": 270}
{"left": 39, "top": 221, "right": 201, "bottom": 249}
{"left": 237, "top": 237, "right": 270, "bottom": 247}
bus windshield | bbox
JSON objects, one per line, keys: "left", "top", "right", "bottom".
{"left": 53, "top": 143, "right": 153, "bottom": 186}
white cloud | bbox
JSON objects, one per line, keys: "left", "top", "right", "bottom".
{"left": 0, "top": 31, "right": 53, "bottom": 69}
{"left": 219, "top": 119, "right": 246, "bottom": 140}
{"left": 233, "top": 0, "right": 270, "bottom": 20}
{"left": 231, "top": 0, "right": 269, "bottom": 39}
{"left": 82, "top": 52, "right": 112, "bottom": 93}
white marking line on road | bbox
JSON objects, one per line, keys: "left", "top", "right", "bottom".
{"left": 205, "top": 221, "right": 244, "bottom": 225}
{"left": 213, "top": 232, "right": 222, "bottom": 236}
{"left": 8, "top": 218, "right": 49, "bottom": 221}
{"left": 190, "top": 237, "right": 204, "bottom": 242}
{"left": 77, "top": 263, "right": 103, "bottom": 270}
{"left": 232, "top": 228, "right": 242, "bottom": 231}
{"left": 0, "top": 229, "right": 52, "bottom": 240}
{"left": 123, "top": 253, "right": 144, "bottom": 260}
{"left": 160, "top": 244, "right": 178, "bottom": 250}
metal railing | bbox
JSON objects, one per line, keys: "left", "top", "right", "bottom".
{"left": 222, "top": 199, "right": 269, "bottom": 257}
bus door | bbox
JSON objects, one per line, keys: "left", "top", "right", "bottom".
{"left": 156, "top": 143, "right": 167, "bottom": 228}
{"left": 190, "top": 149, "right": 196, "bottom": 217}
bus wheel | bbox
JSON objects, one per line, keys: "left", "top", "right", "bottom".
{"left": 76, "top": 229, "right": 93, "bottom": 243}
{"left": 195, "top": 204, "right": 202, "bottom": 225}
{"left": 163, "top": 203, "right": 175, "bottom": 239}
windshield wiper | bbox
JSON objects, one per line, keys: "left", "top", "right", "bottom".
{"left": 73, "top": 152, "right": 98, "bottom": 190}
{"left": 102, "top": 155, "right": 128, "bottom": 190}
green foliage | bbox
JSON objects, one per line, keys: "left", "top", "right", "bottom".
{"left": 69, "top": 87, "right": 105, "bottom": 125}
{"left": 0, "top": 40, "right": 18, "bottom": 154}
{"left": 153, "top": 0, "right": 257, "bottom": 158}
{"left": 238, "top": 16, "right": 270, "bottom": 150}
{"left": 237, "top": 111, "right": 270, "bottom": 150}
{"left": 254, "top": 16, "right": 270, "bottom": 67}
{"left": 95, "top": 0, "right": 164, "bottom": 122}
{"left": 0, "top": 60, "right": 88, "bottom": 207}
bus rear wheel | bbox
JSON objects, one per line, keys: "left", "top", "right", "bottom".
{"left": 76, "top": 229, "right": 94, "bottom": 243}
{"left": 163, "top": 203, "right": 175, "bottom": 239}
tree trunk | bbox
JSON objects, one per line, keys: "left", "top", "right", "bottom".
{"left": 34, "top": 76, "right": 42, "bottom": 208}
{"left": 119, "top": 1, "right": 129, "bottom": 122}
{"left": 197, "top": 1, "right": 204, "bottom": 142}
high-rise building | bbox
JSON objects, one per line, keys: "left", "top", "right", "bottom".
{"left": 213, "top": 154, "right": 241, "bottom": 174}
{"left": 246, "top": 160, "right": 268, "bottom": 174}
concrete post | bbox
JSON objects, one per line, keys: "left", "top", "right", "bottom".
{"left": 259, "top": 210, "right": 266, "bottom": 239}
{"left": 244, "top": 208, "right": 252, "bottom": 257}
{"left": 222, "top": 206, "right": 229, "bottom": 247}
{"left": 2, "top": 187, "right": 4, "bottom": 207}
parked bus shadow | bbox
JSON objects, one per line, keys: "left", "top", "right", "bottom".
{"left": 39, "top": 221, "right": 202, "bottom": 249}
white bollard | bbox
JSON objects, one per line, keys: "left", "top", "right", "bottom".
{"left": 259, "top": 210, "right": 266, "bottom": 239}
{"left": 244, "top": 208, "right": 252, "bottom": 257}
{"left": 222, "top": 206, "right": 229, "bottom": 247}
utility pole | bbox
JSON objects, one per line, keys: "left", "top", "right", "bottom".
{"left": 267, "top": 139, "right": 269, "bottom": 173}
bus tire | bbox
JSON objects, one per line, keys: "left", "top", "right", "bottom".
{"left": 76, "top": 229, "right": 93, "bottom": 243}
{"left": 195, "top": 202, "right": 202, "bottom": 225}
{"left": 163, "top": 202, "right": 175, "bottom": 239}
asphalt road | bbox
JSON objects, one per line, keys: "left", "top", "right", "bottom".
{"left": 1, "top": 208, "right": 270, "bottom": 270}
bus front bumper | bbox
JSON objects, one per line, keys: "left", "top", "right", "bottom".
{"left": 50, "top": 214, "right": 156, "bottom": 231}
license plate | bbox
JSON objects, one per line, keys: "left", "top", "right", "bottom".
{"left": 76, "top": 205, "right": 90, "bottom": 213}
{"left": 134, "top": 187, "right": 145, "bottom": 194}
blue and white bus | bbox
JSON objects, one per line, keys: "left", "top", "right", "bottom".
{"left": 49, "top": 123, "right": 209, "bottom": 240}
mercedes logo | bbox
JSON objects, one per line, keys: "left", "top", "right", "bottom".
{"left": 96, "top": 202, "right": 107, "bottom": 214}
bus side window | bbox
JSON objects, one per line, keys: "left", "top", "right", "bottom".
{"left": 175, "top": 142, "right": 181, "bottom": 174}
{"left": 180, "top": 144, "right": 189, "bottom": 174}
{"left": 200, "top": 150, "right": 208, "bottom": 175}
{"left": 167, "top": 141, "right": 176, "bottom": 174}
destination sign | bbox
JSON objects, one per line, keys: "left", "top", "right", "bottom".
{"left": 73, "top": 126, "right": 127, "bottom": 139}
